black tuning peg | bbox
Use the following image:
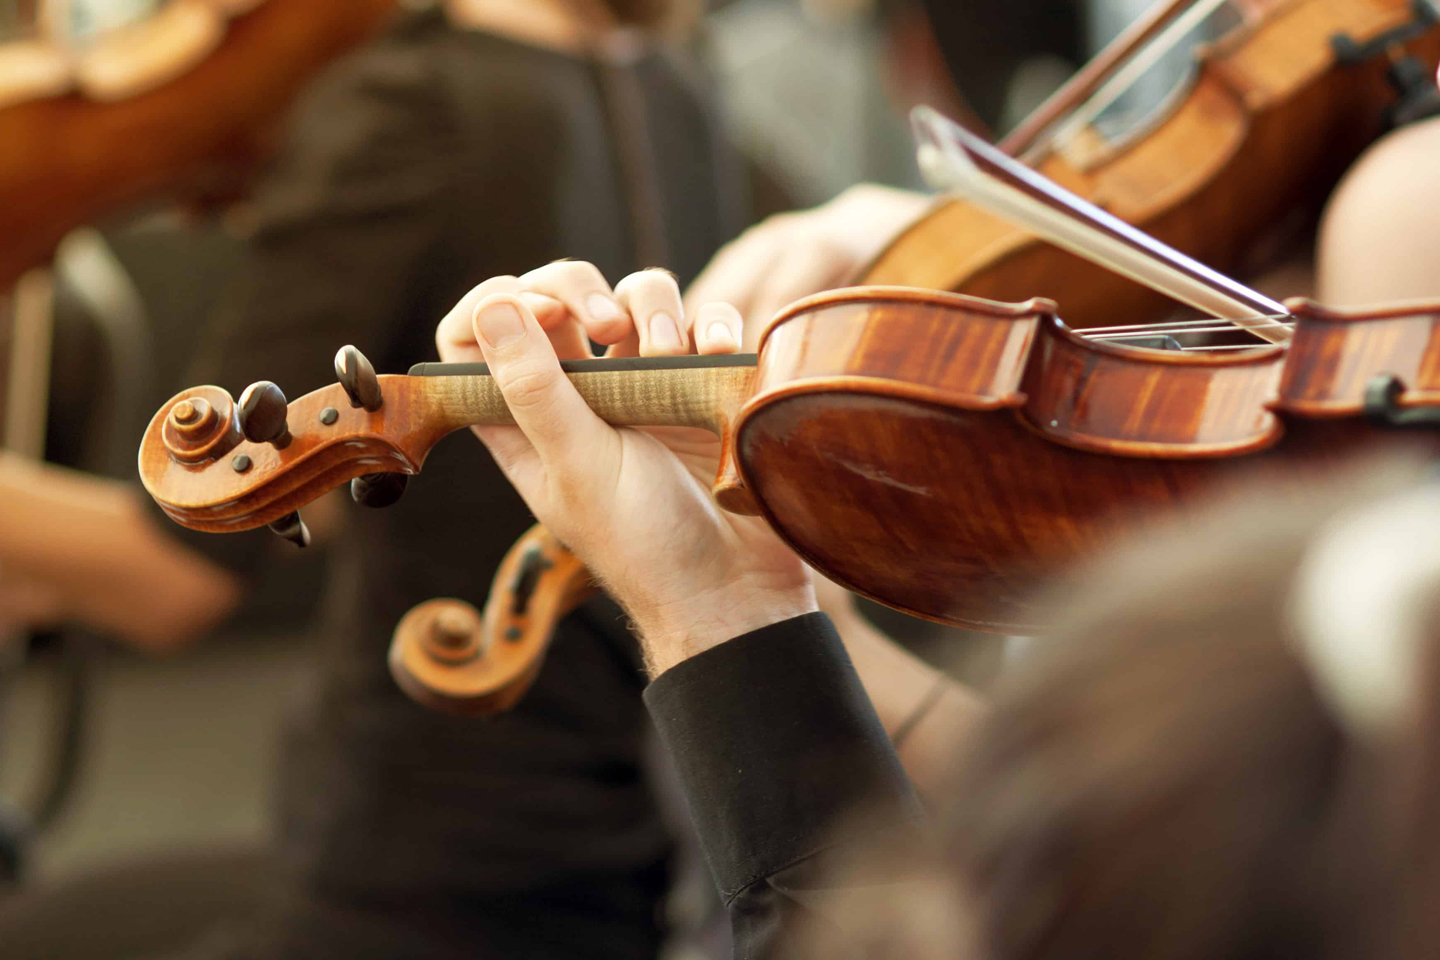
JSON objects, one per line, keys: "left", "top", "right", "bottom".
{"left": 238, "top": 381, "right": 291, "bottom": 447}
{"left": 268, "top": 510, "right": 311, "bottom": 548}
{"left": 335, "top": 345, "right": 383, "bottom": 412}
{"left": 350, "top": 472, "right": 408, "bottom": 508}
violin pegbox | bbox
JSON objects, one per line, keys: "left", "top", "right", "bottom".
{"left": 139, "top": 346, "right": 444, "bottom": 538}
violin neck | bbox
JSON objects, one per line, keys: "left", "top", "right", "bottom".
{"left": 407, "top": 355, "right": 759, "bottom": 434}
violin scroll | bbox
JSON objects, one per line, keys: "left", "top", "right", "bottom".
{"left": 389, "top": 526, "right": 597, "bottom": 717}
{"left": 159, "top": 385, "right": 242, "bottom": 465}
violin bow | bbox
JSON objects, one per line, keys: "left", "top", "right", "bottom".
{"left": 912, "top": 106, "right": 1293, "bottom": 344}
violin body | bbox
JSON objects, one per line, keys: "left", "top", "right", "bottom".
{"left": 865, "top": 0, "right": 1440, "bottom": 328}
{"left": 734, "top": 290, "right": 1440, "bottom": 631}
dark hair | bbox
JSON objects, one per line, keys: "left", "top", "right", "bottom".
{"left": 939, "top": 455, "right": 1440, "bottom": 960}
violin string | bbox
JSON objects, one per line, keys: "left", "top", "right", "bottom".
{"left": 1081, "top": 315, "right": 1295, "bottom": 334}
{"left": 1178, "top": 344, "right": 1278, "bottom": 352}
{"left": 1089, "top": 326, "right": 1290, "bottom": 339}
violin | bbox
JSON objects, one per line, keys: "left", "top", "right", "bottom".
{"left": 134, "top": 283, "right": 1440, "bottom": 637}
{"left": 389, "top": 525, "right": 596, "bottom": 717}
{"left": 135, "top": 109, "right": 1440, "bottom": 646}
{"left": 864, "top": 0, "right": 1440, "bottom": 328}
{"left": 0, "top": 0, "right": 396, "bottom": 292}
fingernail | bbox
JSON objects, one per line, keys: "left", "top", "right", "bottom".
{"left": 475, "top": 301, "right": 526, "bottom": 348}
{"left": 649, "top": 312, "right": 682, "bottom": 351}
{"left": 707, "top": 321, "right": 738, "bottom": 350}
{"left": 586, "top": 293, "right": 624, "bottom": 323}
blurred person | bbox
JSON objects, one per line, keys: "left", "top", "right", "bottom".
{"left": 2, "top": 0, "right": 741, "bottom": 957}
{"left": 0, "top": 3, "right": 979, "bottom": 958}
{"left": 438, "top": 263, "right": 1440, "bottom": 958}
{"left": 1317, "top": 113, "right": 1440, "bottom": 305}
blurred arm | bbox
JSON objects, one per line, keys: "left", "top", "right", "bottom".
{"left": 815, "top": 576, "right": 984, "bottom": 804}
{"left": 0, "top": 452, "right": 241, "bottom": 651}
{"left": 1318, "top": 116, "right": 1440, "bottom": 305}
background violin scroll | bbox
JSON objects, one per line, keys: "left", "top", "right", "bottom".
{"left": 388, "top": 526, "right": 597, "bottom": 717}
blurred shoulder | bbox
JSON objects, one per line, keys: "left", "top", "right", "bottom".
{"left": 1318, "top": 116, "right": 1440, "bottom": 303}
{"left": 257, "top": 8, "right": 465, "bottom": 222}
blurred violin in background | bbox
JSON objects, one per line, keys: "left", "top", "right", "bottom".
{"left": 0, "top": 0, "right": 396, "bottom": 292}
{"left": 865, "top": 0, "right": 1440, "bottom": 328}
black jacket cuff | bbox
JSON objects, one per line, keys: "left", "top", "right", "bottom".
{"left": 644, "top": 613, "right": 923, "bottom": 902}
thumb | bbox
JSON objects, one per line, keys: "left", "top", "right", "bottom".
{"left": 472, "top": 293, "right": 617, "bottom": 477}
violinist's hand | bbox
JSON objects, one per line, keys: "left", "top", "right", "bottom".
{"left": 436, "top": 264, "right": 816, "bottom": 676}
{"left": 685, "top": 184, "right": 931, "bottom": 347}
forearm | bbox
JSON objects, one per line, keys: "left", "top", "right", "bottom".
{"left": 0, "top": 453, "right": 242, "bottom": 650}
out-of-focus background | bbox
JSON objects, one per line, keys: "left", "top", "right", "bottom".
{"left": 0, "top": 0, "right": 1189, "bottom": 903}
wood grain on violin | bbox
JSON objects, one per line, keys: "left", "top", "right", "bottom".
{"left": 0, "top": 0, "right": 395, "bottom": 291}
{"left": 864, "top": 0, "right": 1440, "bottom": 328}
{"left": 137, "top": 287, "right": 1440, "bottom": 635}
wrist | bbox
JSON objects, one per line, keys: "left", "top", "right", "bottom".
{"left": 632, "top": 580, "right": 818, "bottom": 678}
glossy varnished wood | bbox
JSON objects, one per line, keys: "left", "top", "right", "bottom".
{"left": 138, "top": 361, "right": 757, "bottom": 531}
{"left": 0, "top": 0, "right": 396, "bottom": 290}
{"left": 140, "top": 289, "right": 1440, "bottom": 633}
{"left": 388, "top": 525, "right": 596, "bottom": 717}
{"left": 1274, "top": 297, "right": 1440, "bottom": 414}
{"left": 1022, "top": 318, "right": 1285, "bottom": 456}
{"left": 733, "top": 289, "right": 1440, "bottom": 631}
{"left": 864, "top": 0, "right": 1440, "bottom": 329}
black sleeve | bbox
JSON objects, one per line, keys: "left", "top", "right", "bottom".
{"left": 644, "top": 613, "right": 930, "bottom": 959}
{"left": 145, "top": 40, "right": 463, "bottom": 576}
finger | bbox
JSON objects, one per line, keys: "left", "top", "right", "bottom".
{"left": 612, "top": 269, "right": 687, "bottom": 358}
{"left": 691, "top": 302, "right": 744, "bottom": 355}
{"left": 439, "top": 278, "right": 587, "bottom": 361}
{"left": 471, "top": 293, "right": 620, "bottom": 481}
{"left": 517, "top": 260, "right": 631, "bottom": 345}
{"left": 437, "top": 276, "right": 523, "bottom": 362}
{"left": 546, "top": 318, "right": 596, "bottom": 361}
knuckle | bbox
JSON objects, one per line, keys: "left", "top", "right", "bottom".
{"left": 495, "top": 363, "right": 562, "bottom": 414}
{"left": 631, "top": 268, "right": 681, "bottom": 301}
{"left": 473, "top": 275, "right": 521, "bottom": 298}
{"left": 523, "top": 260, "right": 608, "bottom": 297}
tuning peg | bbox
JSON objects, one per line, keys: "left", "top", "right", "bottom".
{"left": 268, "top": 511, "right": 311, "bottom": 548}
{"left": 335, "top": 345, "right": 383, "bottom": 412}
{"left": 237, "top": 381, "right": 291, "bottom": 447}
{"left": 510, "top": 547, "right": 553, "bottom": 616}
{"left": 350, "top": 472, "right": 408, "bottom": 508}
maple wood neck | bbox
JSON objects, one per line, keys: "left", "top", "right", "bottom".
{"left": 407, "top": 354, "right": 759, "bottom": 435}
